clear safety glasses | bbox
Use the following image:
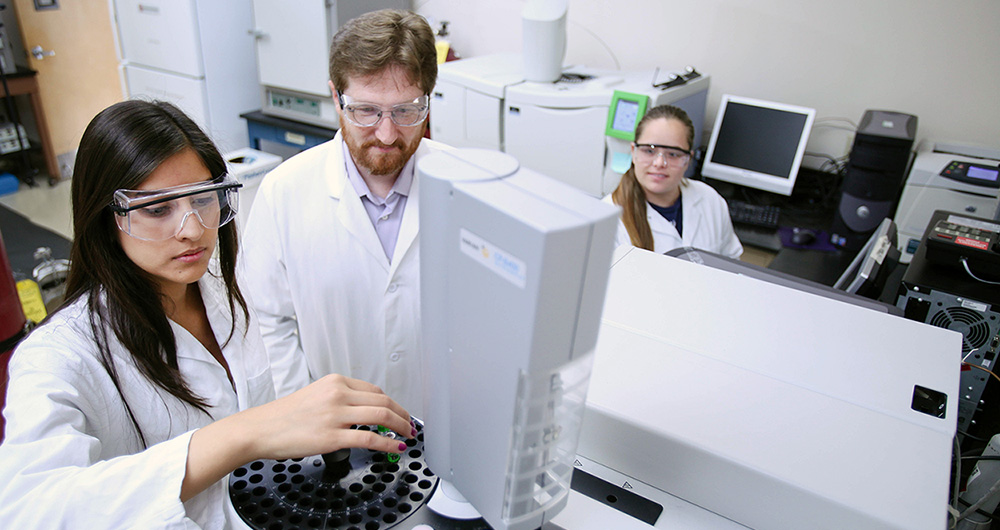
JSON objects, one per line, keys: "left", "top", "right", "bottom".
{"left": 110, "top": 176, "right": 242, "bottom": 241}
{"left": 337, "top": 93, "right": 430, "bottom": 127}
{"left": 633, "top": 143, "right": 692, "bottom": 168}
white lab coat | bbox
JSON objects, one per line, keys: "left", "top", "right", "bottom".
{"left": 241, "top": 132, "right": 452, "bottom": 418}
{"left": 605, "top": 179, "right": 743, "bottom": 259}
{"left": 0, "top": 273, "right": 274, "bottom": 529}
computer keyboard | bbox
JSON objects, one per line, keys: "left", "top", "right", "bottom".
{"left": 728, "top": 200, "right": 781, "bottom": 229}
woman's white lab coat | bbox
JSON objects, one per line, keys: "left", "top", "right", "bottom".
{"left": 241, "top": 132, "right": 451, "bottom": 418}
{"left": 607, "top": 179, "right": 743, "bottom": 259}
{"left": 0, "top": 274, "right": 274, "bottom": 529}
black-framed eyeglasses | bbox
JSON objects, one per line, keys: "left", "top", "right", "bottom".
{"left": 632, "top": 143, "right": 692, "bottom": 167}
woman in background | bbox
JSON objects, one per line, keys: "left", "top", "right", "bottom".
{"left": 0, "top": 100, "right": 413, "bottom": 529}
{"left": 607, "top": 105, "right": 743, "bottom": 259}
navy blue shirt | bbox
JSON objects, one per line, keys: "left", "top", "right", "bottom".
{"left": 649, "top": 197, "right": 683, "bottom": 236}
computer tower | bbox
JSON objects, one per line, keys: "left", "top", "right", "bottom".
{"left": 831, "top": 110, "right": 917, "bottom": 250}
{"left": 896, "top": 211, "right": 1000, "bottom": 442}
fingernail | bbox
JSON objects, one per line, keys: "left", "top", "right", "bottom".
{"left": 411, "top": 428, "right": 417, "bottom": 437}
{"left": 398, "top": 442, "right": 407, "bottom": 451}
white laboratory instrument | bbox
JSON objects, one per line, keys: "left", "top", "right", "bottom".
{"left": 602, "top": 70, "right": 710, "bottom": 185}
{"left": 419, "top": 149, "right": 619, "bottom": 530}
{"left": 521, "top": 0, "right": 567, "bottom": 83}
{"left": 223, "top": 148, "right": 281, "bottom": 230}
{"left": 432, "top": 56, "right": 710, "bottom": 199}
{"left": 114, "top": 0, "right": 259, "bottom": 152}
{"left": 431, "top": 53, "right": 524, "bottom": 151}
{"left": 578, "top": 246, "right": 960, "bottom": 529}
{"left": 249, "top": 0, "right": 411, "bottom": 129}
{"left": 506, "top": 69, "right": 710, "bottom": 198}
{"left": 894, "top": 142, "right": 1000, "bottom": 263}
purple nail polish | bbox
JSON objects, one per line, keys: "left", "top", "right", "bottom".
{"left": 411, "top": 428, "right": 417, "bottom": 437}
{"left": 398, "top": 442, "right": 407, "bottom": 451}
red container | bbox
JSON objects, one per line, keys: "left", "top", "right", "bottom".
{"left": 0, "top": 228, "right": 28, "bottom": 443}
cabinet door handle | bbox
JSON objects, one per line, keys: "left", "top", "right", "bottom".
{"left": 31, "top": 46, "right": 55, "bottom": 60}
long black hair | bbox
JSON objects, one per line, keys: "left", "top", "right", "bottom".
{"left": 60, "top": 100, "right": 248, "bottom": 446}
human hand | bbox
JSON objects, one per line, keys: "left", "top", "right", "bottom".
{"left": 236, "top": 374, "right": 414, "bottom": 462}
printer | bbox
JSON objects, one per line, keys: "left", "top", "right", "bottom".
{"left": 894, "top": 142, "right": 1000, "bottom": 263}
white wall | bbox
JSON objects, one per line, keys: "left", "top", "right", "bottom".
{"left": 417, "top": 0, "right": 1000, "bottom": 168}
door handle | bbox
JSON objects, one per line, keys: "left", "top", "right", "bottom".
{"left": 31, "top": 45, "right": 55, "bottom": 60}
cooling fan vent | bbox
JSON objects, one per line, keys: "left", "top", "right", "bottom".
{"left": 929, "top": 307, "right": 992, "bottom": 354}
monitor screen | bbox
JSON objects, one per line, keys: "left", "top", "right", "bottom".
{"left": 702, "top": 95, "right": 816, "bottom": 196}
{"left": 611, "top": 99, "right": 641, "bottom": 133}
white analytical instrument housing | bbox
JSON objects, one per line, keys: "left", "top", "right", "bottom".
{"left": 894, "top": 142, "right": 1000, "bottom": 263}
{"left": 431, "top": 54, "right": 709, "bottom": 198}
{"left": 418, "top": 148, "right": 620, "bottom": 530}
{"left": 249, "top": 0, "right": 411, "bottom": 129}
{"left": 577, "top": 246, "right": 960, "bottom": 529}
{"left": 114, "top": 0, "right": 259, "bottom": 152}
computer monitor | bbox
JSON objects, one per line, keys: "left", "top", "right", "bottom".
{"left": 834, "top": 217, "right": 901, "bottom": 299}
{"left": 702, "top": 94, "right": 816, "bottom": 196}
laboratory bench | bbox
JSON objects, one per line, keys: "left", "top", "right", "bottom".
{"left": 711, "top": 169, "right": 907, "bottom": 305}
{"left": 1, "top": 67, "right": 59, "bottom": 186}
{"left": 241, "top": 110, "right": 337, "bottom": 160}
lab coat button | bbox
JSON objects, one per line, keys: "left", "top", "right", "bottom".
{"left": 390, "top": 352, "right": 401, "bottom": 362}
{"left": 388, "top": 283, "right": 398, "bottom": 293}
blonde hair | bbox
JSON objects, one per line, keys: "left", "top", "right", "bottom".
{"left": 610, "top": 105, "right": 695, "bottom": 250}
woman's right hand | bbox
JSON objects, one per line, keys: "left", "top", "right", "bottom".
{"left": 240, "top": 373, "right": 414, "bottom": 461}
{"left": 182, "top": 374, "right": 413, "bottom": 501}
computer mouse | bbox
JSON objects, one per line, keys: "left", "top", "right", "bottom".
{"left": 791, "top": 228, "right": 817, "bottom": 246}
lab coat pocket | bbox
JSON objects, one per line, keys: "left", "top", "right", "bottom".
{"left": 242, "top": 368, "right": 277, "bottom": 409}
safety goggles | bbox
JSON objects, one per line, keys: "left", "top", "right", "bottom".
{"left": 110, "top": 176, "right": 241, "bottom": 241}
{"left": 633, "top": 144, "right": 692, "bottom": 168}
{"left": 337, "top": 93, "right": 430, "bottom": 127}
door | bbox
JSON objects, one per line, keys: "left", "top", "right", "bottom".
{"left": 12, "top": 0, "right": 123, "bottom": 181}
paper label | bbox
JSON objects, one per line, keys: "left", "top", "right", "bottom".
{"left": 460, "top": 228, "right": 526, "bottom": 288}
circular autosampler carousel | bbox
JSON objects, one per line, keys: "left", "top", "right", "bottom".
{"left": 229, "top": 421, "right": 439, "bottom": 530}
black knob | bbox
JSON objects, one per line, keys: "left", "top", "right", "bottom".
{"left": 321, "top": 448, "right": 352, "bottom": 482}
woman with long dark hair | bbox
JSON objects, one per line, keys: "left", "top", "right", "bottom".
{"left": 0, "top": 100, "right": 413, "bottom": 528}
{"left": 608, "top": 105, "right": 742, "bottom": 258}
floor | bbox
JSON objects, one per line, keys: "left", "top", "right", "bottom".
{"left": 0, "top": 178, "right": 73, "bottom": 240}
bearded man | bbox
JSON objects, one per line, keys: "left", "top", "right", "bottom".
{"left": 242, "top": 9, "right": 451, "bottom": 417}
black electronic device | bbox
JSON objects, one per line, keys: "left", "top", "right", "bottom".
{"left": 831, "top": 110, "right": 917, "bottom": 251}
{"left": 896, "top": 210, "right": 1000, "bottom": 441}
{"left": 727, "top": 200, "right": 780, "bottom": 229}
{"left": 923, "top": 217, "right": 1000, "bottom": 280}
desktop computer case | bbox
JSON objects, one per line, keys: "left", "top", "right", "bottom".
{"left": 831, "top": 110, "right": 917, "bottom": 250}
{"left": 897, "top": 210, "right": 1000, "bottom": 439}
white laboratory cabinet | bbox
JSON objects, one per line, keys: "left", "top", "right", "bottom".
{"left": 114, "top": 0, "right": 259, "bottom": 152}
{"left": 250, "top": 0, "right": 411, "bottom": 129}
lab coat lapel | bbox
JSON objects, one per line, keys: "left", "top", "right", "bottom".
{"left": 680, "top": 183, "right": 704, "bottom": 242}
{"left": 390, "top": 173, "right": 419, "bottom": 278}
{"left": 327, "top": 134, "right": 392, "bottom": 273}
